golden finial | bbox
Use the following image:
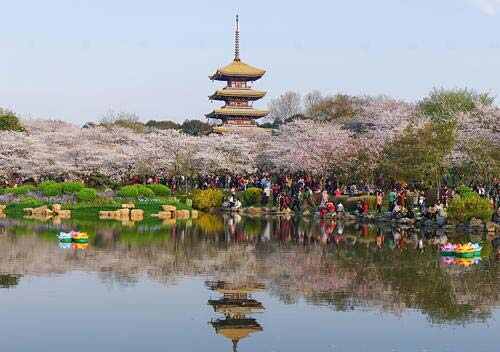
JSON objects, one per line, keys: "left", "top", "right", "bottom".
{"left": 234, "top": 14, "right": 240, "bottom": 61}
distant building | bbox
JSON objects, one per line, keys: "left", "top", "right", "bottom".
{"left": 207, "top": 15, "right": 269, "bottom": 134}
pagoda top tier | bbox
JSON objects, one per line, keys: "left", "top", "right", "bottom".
{"left": 210, "top": 60, "right": 266, "bottom": 81}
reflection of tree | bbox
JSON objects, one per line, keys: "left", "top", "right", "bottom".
{"left": 0, "top": 218, "right": 498, "bottom": 325}
{"left": 333, "top": 246, "right": 497, "bottom": 323}
{"left": 0, "top": 274, "right": 21, "bottom": 288}
{"left": 194, "top": 214, "right": 224, "bottom": 235}
{"left": 206, "top": 281, "right": 265, "bottom": 352}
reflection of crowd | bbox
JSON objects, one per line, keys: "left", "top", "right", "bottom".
{"left": 221, "top": 214, "right": 500, "bottom": 261}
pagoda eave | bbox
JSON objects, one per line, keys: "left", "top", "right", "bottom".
{"left": 209, "top": 89, "right": 266, "bottom": 101}
{"left": 210, "top": 73, "right": 265, "bottom": 82}
{"left": 206, "top": 109, "right": 269, "bottom": 119}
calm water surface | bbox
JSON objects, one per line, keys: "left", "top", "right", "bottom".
{"left": 0, "top": 215, "right": 498, "bottom": 352}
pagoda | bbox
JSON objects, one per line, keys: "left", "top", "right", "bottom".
{"left": 207, "top": 15, "right": 268, "bottom": 130}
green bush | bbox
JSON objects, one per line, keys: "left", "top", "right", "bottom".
{"left": 77, "top": 188, "right": 98, "bottom": 202}
{"left": 192, "top": 189, "right": 224, "bottom": 210}
{"left": 146, "top": 184, "right": 171, "bottom": 196}
{"left": 117, "top": 185, "right": 154, "bottom": 198}
{"left": 0, "top": 109, "right": 25, "bottom": 132}
{"left": 38, "top": 181, "right": 63, "bottom": 197}
{"left": 242, "top": 187, "right": 262, "bottom": 207}
{"left": 447, "top": 194, "right": 493, "bottom": 223}
{"left": 456, "top": 185, "right": 475, "bottom": 198}
{"left": 1, "top": 185, "right": 35, "bottom": 195}
{"left": 62, "top": 181, "right": 84, "bottom": 194}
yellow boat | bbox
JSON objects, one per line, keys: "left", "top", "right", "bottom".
{"left": 72, "top": 232, "right": 89, "bottom": 243}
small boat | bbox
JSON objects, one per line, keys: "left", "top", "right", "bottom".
{"left": 58, "top": 242, "right": 72, "bottom": 249}
{"left": 454, "top": 258, "right": 481, "bottom": 267}
{"left": 58, "top": 232, "right": 73, "bottom": 243}
{"left": 72, "top": 242, "right": 89, "bottom": 250}
{"left": 72, "top": 232, "right": 89, "bottom": 243}
{"left": 455, "top": 243, "right": 482, "bottom": 258}
{"left": 440, "top": 243, "right": 456, "bottom": 257}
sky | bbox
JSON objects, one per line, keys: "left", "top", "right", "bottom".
{"left": 1, "top": 0, "right": 500, "bottom": 124}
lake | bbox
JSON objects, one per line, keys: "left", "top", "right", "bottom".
{"left": 0, "top": 214, "right": 498, "bottom": 352}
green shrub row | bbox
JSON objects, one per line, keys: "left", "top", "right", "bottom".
{"left": 0, "top": 181, "right": 86, "bottom": 197}
{"left": 1, "top": 182, "right": 175, "bottom": 205}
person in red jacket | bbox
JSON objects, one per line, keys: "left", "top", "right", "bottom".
{"left": 362, "top": 199, "right": 369, "bottom": 214}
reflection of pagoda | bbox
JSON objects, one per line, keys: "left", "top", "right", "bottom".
{"left": 206, "top": 280, "right": 265, "bottom": 352}
{"left": 207, "top": 15, "right": 268, "bottom": 131}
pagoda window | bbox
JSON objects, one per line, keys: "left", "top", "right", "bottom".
{"left": 227, "top": 100, "right": 249, "bottom": 107}
{"left": 229, "top": 81, "right": 247, "bottom": 89}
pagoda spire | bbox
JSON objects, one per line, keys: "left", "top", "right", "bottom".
{"left": 234, "top": 14, "right": 240, "bottom": 61}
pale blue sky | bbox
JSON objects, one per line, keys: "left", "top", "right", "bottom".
{"left": 1, "top": 0, "right": 499, "bottom": 124}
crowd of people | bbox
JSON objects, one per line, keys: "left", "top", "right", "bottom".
{"left": 189, "top": 173, "right": 500, "bottom": 222}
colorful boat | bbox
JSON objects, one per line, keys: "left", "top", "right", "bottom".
{"left": 58, "top": 232, "right": 73, "bottom": 243}
{"left": 455, "top": 243, "right": 482, "bottom": 258}
{"left": 72, "top": 232, "right": 89, "bottom": 243}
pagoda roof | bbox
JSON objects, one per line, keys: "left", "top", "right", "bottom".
{"left": 205, "top": 281, "right": 266, "bottom": 294}
{"left": 209, "top": 299, "right": 265, "bottom": 318}
{"left": 209, "top": 88, "right": 266, "bottom": 101}
{"left": 211, "top": 318, "right": 263, "bottom": 341}
{"left": 210, "top": 59, "right": 265, "bottom": 81}
{"left": 206, "top": 107, "right": 268, "bottom": 119}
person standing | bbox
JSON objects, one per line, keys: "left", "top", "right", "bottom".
{"left": 388, "top": 189, "right": 397, "bottom": 212}
{"left": 376, "top": 191, "right": 384, "bottom": 214}
{"left": 321, "top": 190, "right": 329, "bottom": 207}
{"left": 334, "top": 187, "right": 342, "bottom": 198}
